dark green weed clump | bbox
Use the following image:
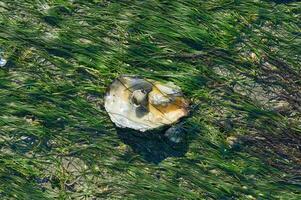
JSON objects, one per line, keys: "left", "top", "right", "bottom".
{"left": 0, "top": 0, "right": 300, "bottom": 199}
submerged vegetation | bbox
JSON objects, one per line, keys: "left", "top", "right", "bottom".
{"left": 0, "top": 0, "right": 300, "bottom": 199}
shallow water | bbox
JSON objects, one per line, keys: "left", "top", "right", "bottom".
{"left": 0, "top": 0, "right": 300, "bottom": 199}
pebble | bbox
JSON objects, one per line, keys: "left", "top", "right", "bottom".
{"left": 0, "top": 57, "right": 7, "bottom": 67}
{"left": 226, "top": 136, "right": 238, "bottom": 146}
{"left": 164, "top": 122, "right": 185, "bottom": 143}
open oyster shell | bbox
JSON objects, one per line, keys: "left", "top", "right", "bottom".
{"left": 104, "top": 75, "right": 189, "bottom": 132}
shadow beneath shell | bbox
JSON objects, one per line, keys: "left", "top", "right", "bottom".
{"left": 116, "top": 127, "right": 189, "bottom": 164}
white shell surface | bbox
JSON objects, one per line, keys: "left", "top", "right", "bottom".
{"left": 104, "top": 76, "right": 188, "bottom": 132}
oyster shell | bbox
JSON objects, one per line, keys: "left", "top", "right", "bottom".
{"left": 104, "top": 75, "right": 188, "bottom": 132}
